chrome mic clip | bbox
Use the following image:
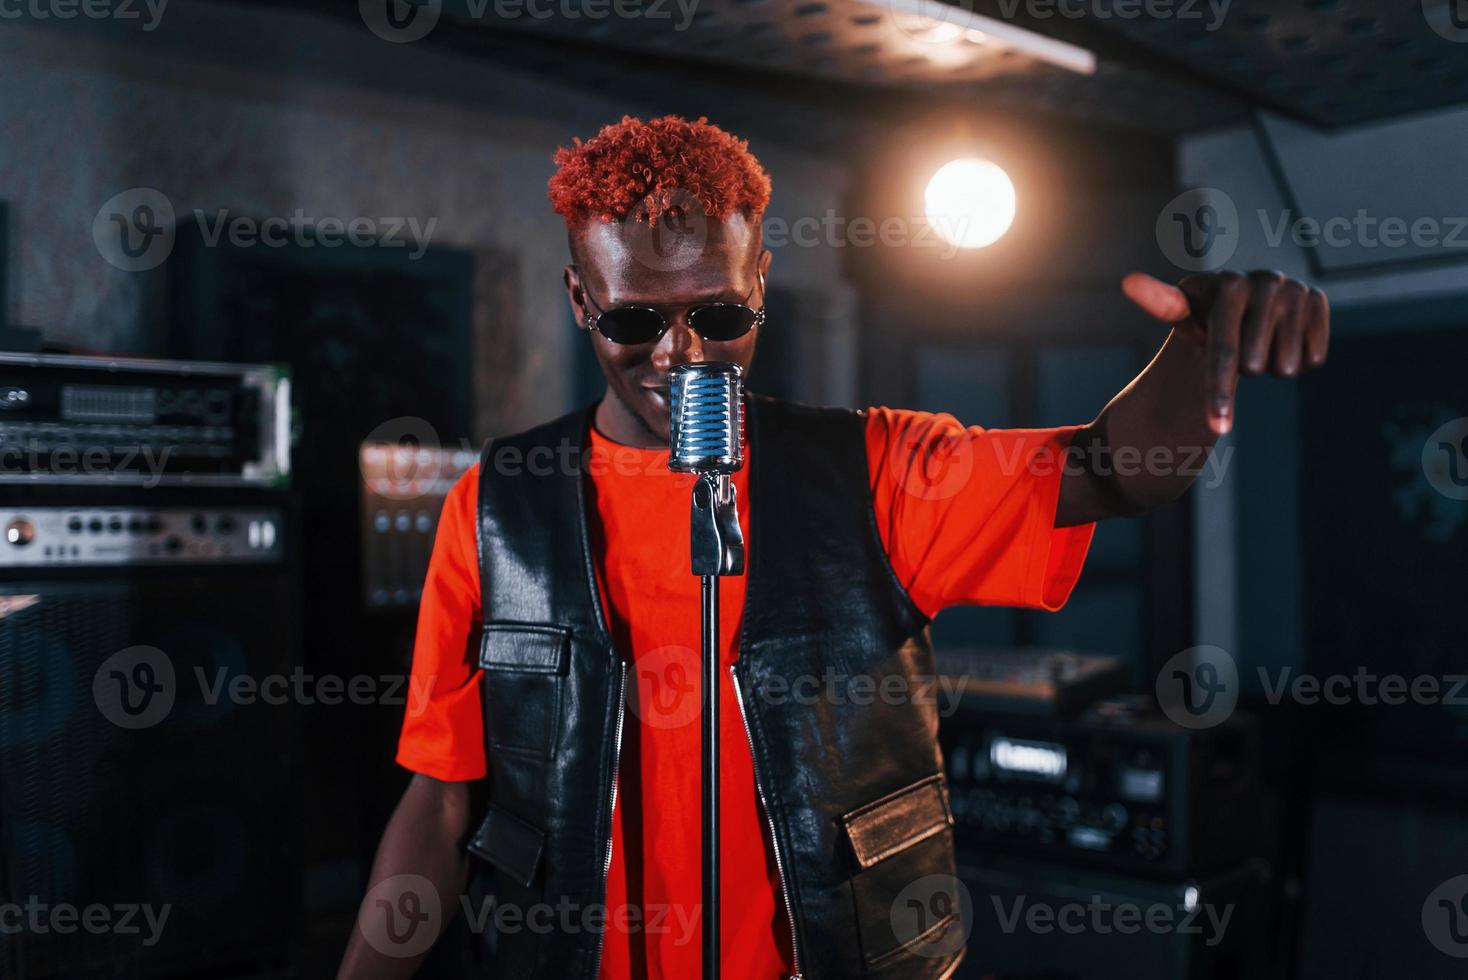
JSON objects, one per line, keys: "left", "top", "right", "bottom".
{"left": 691, "top": 473, "right": 744, "bottom": 577}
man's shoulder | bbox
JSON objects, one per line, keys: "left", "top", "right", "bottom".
{"left": 485, "top": 403, "right": 594, "bottom": 451}
{"left": 749, "top": 392, "right": 865, "bottom": 427}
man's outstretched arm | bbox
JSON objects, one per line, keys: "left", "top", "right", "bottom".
{"left": 336, "top": 774, "right": 474, "bottom": 979}
{"left": 1057, "top": 270, "right": 1329, "bottom": 527}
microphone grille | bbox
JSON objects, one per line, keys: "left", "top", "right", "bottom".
{"left": 668, "top": 362, "right": 745, "bottom": 473}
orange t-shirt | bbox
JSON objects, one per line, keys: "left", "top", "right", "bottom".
{"left": 397, "top": 405, "right": 1095, "bottom": 979}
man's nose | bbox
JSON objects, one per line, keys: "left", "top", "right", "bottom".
{"left": 650, "top": 315, "right": 704, "bottom": 370}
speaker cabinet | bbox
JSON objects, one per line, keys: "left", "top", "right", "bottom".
{"left": 954, "top": 854, "right": 1272, "bottom": 980}
{"left": 0, "top": 512, "right": 300, "bottom": 978}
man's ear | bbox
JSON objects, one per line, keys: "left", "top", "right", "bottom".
{"left": 757, "top": 247, "right": 773, "bottom": 289}
{"left": 563, "top": 264, "right": 585, "bottom": 325}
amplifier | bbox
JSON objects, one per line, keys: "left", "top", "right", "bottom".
{"left": 0, "top": 354, "right": 301, "bottom": 977}
{"left": 936, "top": 647, "right": 1130, "bottom": 717}
{"left": 0, "top": 494, "right": 301, "bottom": 979}
{"left": 0, "top": 352, "right": 290, "bottom": 487}
{"left": 359, "top": 441, "right": 476, "bottom": 612}
{"left": 0, "top": 505, "right": 283, "bottom": 567}
{"left": 953, "top": 854, "right": 1273, "bottom": 980}
{"left": 939, "top": 696, "right": 1262, "bottom": 878}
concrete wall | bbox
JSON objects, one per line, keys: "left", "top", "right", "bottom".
{"left": 1178, "top": 107, "right": 1468, "bottom": 682}
{"left": 0, "top": 3, "right": 858, "bottom": 436}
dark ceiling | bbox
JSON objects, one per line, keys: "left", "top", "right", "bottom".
{"left": 384, "top": 0, "right": 1468, "bottom": 133}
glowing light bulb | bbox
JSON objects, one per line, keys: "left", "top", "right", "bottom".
{"left": 924, "top": 157, "right": 1016, "bottom": 249}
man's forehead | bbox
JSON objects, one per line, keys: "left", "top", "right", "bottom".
{"left": 576, "top": 214, "right": 759, "bottom": 299}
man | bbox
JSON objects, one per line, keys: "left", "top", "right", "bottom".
{"left": 338, "top": 115, "right": 1327, "bottom": 979}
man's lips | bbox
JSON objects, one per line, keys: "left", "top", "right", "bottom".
{"left": 641, "top": 384, "right": 671, "bottom": 410}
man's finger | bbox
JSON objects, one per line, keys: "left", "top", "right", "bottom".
{"left": 1304, "top": 288, "right": 1330, "bottom": 367}
{"left": 1239, "top": 272, "right": 1283, "bottom": 375}
{"left": 1204, "top": 274, "right": 1250, "bottom": 435}
{"left": 1269, "top": 282, "right": 1308, "bottom": 377}
{"left": 1121, "top": 272, "right": 1192, "bottom": 324}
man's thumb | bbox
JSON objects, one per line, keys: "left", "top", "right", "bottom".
{"left": 1122, "top": 272, "right": 1191, "bottom": 324}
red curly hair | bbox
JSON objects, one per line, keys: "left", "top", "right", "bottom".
{"left": 548, "top": 115, "right": 772, "bottom": 228}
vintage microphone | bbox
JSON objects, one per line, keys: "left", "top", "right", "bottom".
{"left": 667, "top": 361, "right": 746, "bottom": 980}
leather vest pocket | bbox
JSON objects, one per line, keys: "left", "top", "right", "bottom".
{"left": 467, "top": 802, "right": 546, "bottom": 888}
{"left": 841, "top": 773, "right": 962, "bottom": 973}
{"left": 479, "top": 622, "right": 571, "bottom": 760}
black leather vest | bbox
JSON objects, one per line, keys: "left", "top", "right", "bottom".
{"left": 470, "top": 394, "right": 964, "bottom": 979}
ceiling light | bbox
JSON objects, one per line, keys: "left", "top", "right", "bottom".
{"left": 924, "top": 158, "right": 1017, "bottom": 249}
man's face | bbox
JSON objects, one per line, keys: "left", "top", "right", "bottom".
{"left": 564, "top": 212, "right": 771, "bottom": 446}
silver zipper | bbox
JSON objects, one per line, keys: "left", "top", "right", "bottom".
{"left": 592, "top": 660, "right": 629, "bottom": 978}
{"left": 730, "top": 663, "right": 803, "bottom": 979}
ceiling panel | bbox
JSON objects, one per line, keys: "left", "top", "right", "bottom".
{"left": 322, "top": 0, "right": 1468, "bottom": 133}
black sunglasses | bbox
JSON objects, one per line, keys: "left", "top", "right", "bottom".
{"left": 576, "top": 268, "right": 766, "bottom": 345}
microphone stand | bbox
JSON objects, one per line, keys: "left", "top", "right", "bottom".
{"left": 689, "top": 469, "right": 743, "bottom": 980}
